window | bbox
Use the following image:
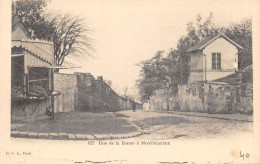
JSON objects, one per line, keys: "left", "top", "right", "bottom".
{"left": 28, "top": 67, "right": 51, "bottom": 97}
{"left": 212, "top": 53, "right": 221, "bottom": 70}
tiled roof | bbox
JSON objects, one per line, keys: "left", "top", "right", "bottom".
{"left": 187, "top": 33, "right": 243, "bottom": 53}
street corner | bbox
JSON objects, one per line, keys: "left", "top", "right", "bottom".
{"left": 75, "top": 134, "right": 87, "bottom": 140}
{"left": 85, "top": 135, "right": 96, "bottom": 140}
{"left": 48, "top": 133, "right": 59, "bottom": 140}
{"left": 11, "top": 131, "right": 19, "bottom": 138}
{"left": 58, "top": 133, "right": 69, "bottom": 140}
{"left": 37, "top": 133, "right": 49, "bottom": 139}
{"left": 17, "top": 132, "right": 28, "bottom": 138}
{"left": 27, "top": 132, "right": 38, "bottom": 139}
{"left": 68, "top": 134, "right": 76, "bottom": 140}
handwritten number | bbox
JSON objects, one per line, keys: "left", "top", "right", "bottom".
{"left": 240, "top": 151, "right": 250, "bottom": 160}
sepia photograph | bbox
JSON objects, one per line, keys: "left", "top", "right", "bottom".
{"left": 1, "top": 0, "right": 260, "bottom": 163}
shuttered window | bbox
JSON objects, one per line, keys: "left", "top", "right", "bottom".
{"left": 217, "top": 53, "right": 221, "bottom": 69}
{"left": 212, "top": 53, "right": 221, "bottom": 70}
{"left": 212, "top": 53, "right": 216, "bottom": 69}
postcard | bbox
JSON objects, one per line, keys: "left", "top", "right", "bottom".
{"left": 0, "top": 0, "right": 260, "bottom": 163}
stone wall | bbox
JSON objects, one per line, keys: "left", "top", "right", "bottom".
{"left": 177, "top": 83, "right": 204, "bottom": 112}
{"left": 177, "top": 81, "right": 253, "bottom": 114}
{"left": 75, "top": 72, "right": 140, "bottom": 112}
{"left": 54, "top": 73, "right": 77, "bottom": 91}
{"left": 149, "top": 89, "right": 176, "bottom": 111}
{"left": 53, "top": 73, "right": 77, "bottom": 113}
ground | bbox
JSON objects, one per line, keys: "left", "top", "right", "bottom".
{"left": 12, "top": 112, "right": 137, "bottom": 135}
{"left": 11, "top": 109, "right": 253, "bottom": 140}
{"left": 117, "top": 110, "right": 253, "bottom": 140}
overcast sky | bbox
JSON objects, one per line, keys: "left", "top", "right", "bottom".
{"left": 47, "top": 0, "right": 253, "bottom": 95}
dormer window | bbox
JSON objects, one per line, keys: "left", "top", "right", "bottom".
{"left": 212, "top": 52, "right": 221, "bottom": 70}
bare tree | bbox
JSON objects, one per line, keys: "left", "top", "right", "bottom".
{"left": 46, "top": 13, "right": 93, "bottom": 66}
{"left": 14, "top": 1, "right": 93, "bottom": 67}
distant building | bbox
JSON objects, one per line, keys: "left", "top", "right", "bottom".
{"left": 187, "top": 33, "right": 243, "bottom": 83}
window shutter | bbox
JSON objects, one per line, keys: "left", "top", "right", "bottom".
{"left": 212, "top": 53, "right": 216, "bottom": 69}
{"left": 217, "top": 53, "right": 221, "bottom": 70}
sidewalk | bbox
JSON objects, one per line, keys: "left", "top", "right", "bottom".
{"left": 11, "top": 111, "right": 148, "bottom": 140}
{"left": 153, "top": 110, "right": 253, "bottom": 122}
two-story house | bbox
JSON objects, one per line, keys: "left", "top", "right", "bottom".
{"left": 187, "top": 33, "right": 243, "bottom": 83}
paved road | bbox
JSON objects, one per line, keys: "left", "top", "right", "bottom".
{"left": 117, "top": 110, "right": 253, "bottom": 140}
{"left": 12, "top": 112, "right": 138, "bottom": 135}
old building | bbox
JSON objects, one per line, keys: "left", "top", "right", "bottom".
{"left": 174, "top": 33, "right": 253, "bottom": 114}
{"left": 11, "top": 14, "right": 57, "bottom": 119}
{"left": 187, "top": 33, "right": 243, "bottom": 83}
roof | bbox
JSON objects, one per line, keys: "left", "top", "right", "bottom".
{"left": 187, "top": 33, "right": 243, "bottom": 53}
{"left": 26, "top": 65, "right": 81, "bottom": 69}
{"left": 12, "top": 14, "right": 31, "bottom": 39}
{"left": 12, "top": 39, "right": 54, "bottom": 64}
{"left": 12, "top": 15, "right": 54, "bottom": 65}
{"left": 211, "top": 73, "right": 238, "bottom": 85}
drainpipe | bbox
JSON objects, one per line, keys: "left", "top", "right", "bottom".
{"left": 202, "top": 52, "right": 207, "bottom": 81}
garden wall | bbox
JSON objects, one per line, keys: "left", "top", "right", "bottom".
{"left": 53, "top": 73, "right": 77, "bottom": 113}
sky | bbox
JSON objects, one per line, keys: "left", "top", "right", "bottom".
{"left": 46, "top": 0, "right": 253, "bottom": 96}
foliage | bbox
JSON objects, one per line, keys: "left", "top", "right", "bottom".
{"left": 14, "top": 0, "right": 52, "bottom": 40}
{"left": 14, "top": 0, "right": 93, "bottom": 66}
{"left": 137, "top": 13, "right": 252, "bottom": 101}
{"left": 224, "top": 18, "right": 252, "bottom": 69}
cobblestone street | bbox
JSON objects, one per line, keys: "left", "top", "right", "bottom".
{"left": 118, "top": 110, "right": 253, "bottom": 140}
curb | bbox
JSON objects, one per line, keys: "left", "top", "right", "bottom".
{"left": 11, "top": 130, "right": 144, "bottom": 141}
{"left": 11, "top": 112, "right": 147, "bottom": 141}
{"left": 154, "top": 110, "right": 253, "bottom": 122}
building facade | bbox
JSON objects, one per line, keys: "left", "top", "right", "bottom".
{"left": 11, "top": 14, "right": 56, "bottom": 119}
{"left": 187, "top": 33, "right": 243, "bottom": 83}
{"left": 173, "top": 33, "right": 253, "bottom": 114}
